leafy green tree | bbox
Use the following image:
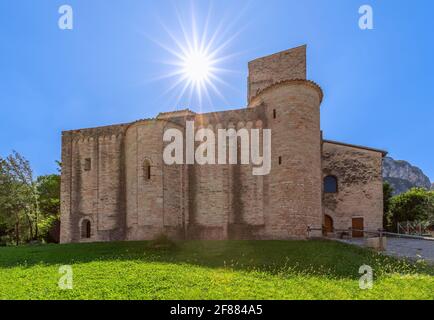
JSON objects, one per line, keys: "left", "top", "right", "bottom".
{"left": 36, "top": 174, "right": 60, "bottom": 242}
{"left": 0, "top": 153, "right": 61, "bottom": 245}
{"left": 37, "top": 174, "right": 60, "bottom": 216}
{"left": 383, "top": 182, "right": 394, "bottom": 231}
{"left": 0, "top": 156, "right": 33, "bottom": 244}
{"left": 4, "top": 151, "right": 40, "bottom": 239}
{"left": 388, "top": 188, "right": 434, "bottom": 231}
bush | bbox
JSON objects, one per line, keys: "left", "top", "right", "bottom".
{"left": 0, "top": 235, "right": 11, "bottom": 246}
{"left": 148, "top": 233, "right": 176, "bottom": 249}
{"left": 37, "top": 215, "right": 59, "bottom": 243}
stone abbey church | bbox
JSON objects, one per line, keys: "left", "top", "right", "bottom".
{"left": 60, "top": 45, "right": 386, "bottom": 243}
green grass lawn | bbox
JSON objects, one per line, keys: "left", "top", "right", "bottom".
{"left": 0, "top": 240, "right": 433, "bottom": 300}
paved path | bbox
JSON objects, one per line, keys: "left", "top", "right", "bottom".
{"left": 338, "top": 237, "right": 434, "bottom": 264}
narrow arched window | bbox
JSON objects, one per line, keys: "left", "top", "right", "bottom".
{"left": 143, "top": 160, "right": 151, "bottom": 180}
{"left": 324, "top": 175, "right": 338, "bottom": 193}
{"left": 81, "top": 219, "right": 91, "bottom": 239}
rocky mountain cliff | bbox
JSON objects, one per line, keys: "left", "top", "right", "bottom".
{"left": 382, "top": 157, "right": 432, "bottom": 195}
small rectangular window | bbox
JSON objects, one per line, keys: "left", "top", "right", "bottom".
{"left": 273, "top": 109, "right": 277, "bottom": 119}
{"left": 84, "top": 158, "right": 91, "bottom": 171}
{"left": 278, "top": 156, "right": 282, "bottom": 165}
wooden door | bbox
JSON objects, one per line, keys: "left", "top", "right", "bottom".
{"left": 324, "top": 215, "right": 333, "bottom": 233}
{"left": 352, "top": 217, "right": 364, "bottom": 237}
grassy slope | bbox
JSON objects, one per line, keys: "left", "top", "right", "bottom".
{"left": 0, "top": 240, "right": 433, "bottom": 300}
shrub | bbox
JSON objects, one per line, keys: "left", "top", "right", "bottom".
{"left": 149, "top": 233, "right": 176, "bottom": 249}
{"left": 37, "top": 215, "right": 59, "bottom": 243}
{"left": 0, "top": 235, "right": 11, "bottom": 246}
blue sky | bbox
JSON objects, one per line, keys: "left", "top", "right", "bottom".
{"left": 0, "top": 0, "right": 433, "bottom": 181}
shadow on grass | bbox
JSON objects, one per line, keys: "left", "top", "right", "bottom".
{"left": 0, "top": 240, "right": 432, "bottom": 280}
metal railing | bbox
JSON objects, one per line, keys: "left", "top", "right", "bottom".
{"left": 397, "top": 221, "right": 432, "bottom": 237}
{"left": 307, "top": 226, "right": 434, "bottom": 242}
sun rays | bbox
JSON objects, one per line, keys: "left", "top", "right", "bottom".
{"left": 149, "top": 2, "right": 247, "bottom": 110}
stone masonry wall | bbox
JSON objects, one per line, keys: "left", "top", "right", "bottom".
{"left": 250, "top": 80, "right": 324, "bottom": 239}
{"left": 248, "top": 45, "right": 307, "bottom": 103}
{"left": 124, "top": 120, "right": 184, "bottom": 240}
{"left": 60, "top": 124, "right": 127, "bottom": 243}
{"left": 322, "top": 141, "right": 384, "bottom": 233}
{"left": 166, "top": 108, "right": 269, "bottom": 240}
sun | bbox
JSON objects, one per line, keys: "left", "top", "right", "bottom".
{"left": 148, "top": 3, "right": 247, "bottom": 107}
{"left": 181, "top": 50, "right": 213, "bottom": 84}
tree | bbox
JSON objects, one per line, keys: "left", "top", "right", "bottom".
{"left": 5, "top": 151, "right": 40, "bottom": 239}
{"left": 37, "top": 175, "right": 60, "bottom": 217}
{"left": 383, "top": 182, "right": 394, "bottom": 231}
{"left": 36, "top": 174, "right": 61, "bottom": 242}
{"left": 0, "top": 156, "right": 31, "bottom": 244}
{"left": 388, "top": 188, "right": 434, "bottom": 231}
{"left": 0, "top": 153, "right": 62, "bottom": 245}
{"left": 0, "top": 153, "right": 61, "bottom": 245}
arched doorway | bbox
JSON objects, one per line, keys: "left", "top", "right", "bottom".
{"left": 324, "top": 215, "right": 334, "bottom": 234}
{"left": 81, "top": 219, "right": 91, "bottom": 239}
